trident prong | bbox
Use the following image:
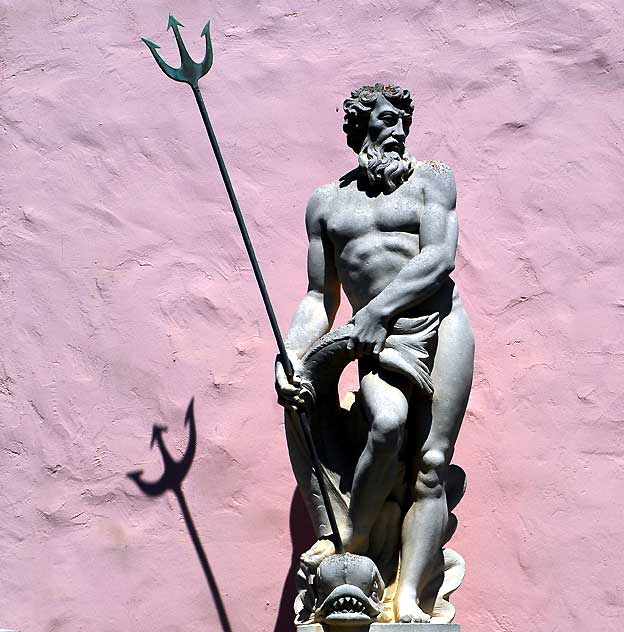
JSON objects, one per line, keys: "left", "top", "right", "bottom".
{"left": 141, "top": 15, "right": 213, "bottom": 87}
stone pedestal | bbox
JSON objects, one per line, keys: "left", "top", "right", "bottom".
{"left": 297, "top": 624, "right": 460, "bottom": 632}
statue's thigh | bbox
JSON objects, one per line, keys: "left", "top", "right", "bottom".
{"left": 359, "top": 363, "right": 413, "bottom": 430}
{"left": 426, "top": 307, "right": 475, "bottom": 452}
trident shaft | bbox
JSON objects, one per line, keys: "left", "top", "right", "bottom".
{"left": 141, "top": 16, "right": 343, "bottom": 553}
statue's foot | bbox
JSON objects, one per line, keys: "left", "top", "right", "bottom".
{"left": 395, "top": 593, "right": 431, "bottom": 623}
{"left": 300, "top": 538, "right": 336, "bottom": 574}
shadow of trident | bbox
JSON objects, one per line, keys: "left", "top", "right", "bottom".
{"left": 127, "top": 399, "right": 233, "bottom": 632}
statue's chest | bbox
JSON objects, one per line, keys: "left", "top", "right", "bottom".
{"left": 327, "top": 191, "right": 421, "bottom": 244}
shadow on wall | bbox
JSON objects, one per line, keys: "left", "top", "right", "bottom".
{"left": 127, "top": 398, "right": 233, "bottom": 632}
{"left": 273, "top": 489, "right": 316, "bottom": 632}
{"left": 126, "top": 399, "right": 315, "bottom": 632}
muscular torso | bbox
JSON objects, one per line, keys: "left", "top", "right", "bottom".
{"left": 323, "top": 163, "right": 461, "bottom": 316}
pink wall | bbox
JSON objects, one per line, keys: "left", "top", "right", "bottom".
{"left": 2, "top": 1, "right": 624, "bottom": 630}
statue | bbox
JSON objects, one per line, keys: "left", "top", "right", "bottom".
{"left": 275, "top": 83, "right": 474, "bottom": 627}
{"left": 138, "top": 16, "right": 473, "bottom": 631}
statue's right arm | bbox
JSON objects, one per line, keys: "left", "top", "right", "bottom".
{"left": 285, "top": 188, "right": 341, "bottom": 358}
{"left": 275, "top": 188, "right": 341, "bottom": 408}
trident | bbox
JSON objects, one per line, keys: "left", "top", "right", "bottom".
{"left": 141, "top": 16, "right": 344, "bottom": 553}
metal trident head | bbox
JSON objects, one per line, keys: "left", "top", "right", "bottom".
{"left": 142, "top": 15, "right": 213, "bottom": 87}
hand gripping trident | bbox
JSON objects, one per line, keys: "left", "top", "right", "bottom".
{"left": 141, "top": 16, "right": 344, "bottom": 553}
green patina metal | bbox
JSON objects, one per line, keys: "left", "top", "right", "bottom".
{"left": 141, "top": 16, "right": 344, "bottom": 552}
{"left": 141, "top": 15, "right": 213, "bottom": 87}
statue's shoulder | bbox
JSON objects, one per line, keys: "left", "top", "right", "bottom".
{"left": 412, "top": 159, "right": 456, "bottom": 188}
{"left": 411, "top": 160, "right": 457, "bottom": 208}
{"left": 305, "top": 181, "right": 341, "bottom": 223}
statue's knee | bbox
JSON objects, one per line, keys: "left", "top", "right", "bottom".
{"left": 415, "top": 448, "right": 448, "bottom": 499}
{"left": 370, "top": 413, "right": 403, "bottom": 454}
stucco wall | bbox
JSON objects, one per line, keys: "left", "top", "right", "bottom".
{"left": 1, "top": 1, "right": 624, "bottom": 631}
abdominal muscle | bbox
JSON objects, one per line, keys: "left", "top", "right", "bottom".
{"left": 336, "top": 230, "right": 462, "bottom": 319}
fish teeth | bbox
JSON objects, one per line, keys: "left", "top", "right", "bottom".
{"left": 331, "top": 594, "right": 368, "bottom": 614}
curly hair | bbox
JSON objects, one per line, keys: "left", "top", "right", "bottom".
{"left": 343, "top": 83, "right": 414, "bottom": 153}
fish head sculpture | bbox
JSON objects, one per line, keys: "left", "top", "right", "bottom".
{"left": 313, "top": 553, "right": 385, "bottom": 626}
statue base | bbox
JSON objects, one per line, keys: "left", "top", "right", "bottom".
{"left": 297, "top": 624, "right": 460, "bottom": 632}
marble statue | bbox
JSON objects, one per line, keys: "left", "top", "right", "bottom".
{"left": 275, "top": 83, "right": 474, "bottom": 628}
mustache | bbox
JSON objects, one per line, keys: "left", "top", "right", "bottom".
{"left": 381, "top": 137, "right": 404, "bottom": 152}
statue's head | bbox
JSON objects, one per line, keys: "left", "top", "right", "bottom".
{"left": 343, "top": 83, "right": 415, "bottom": 192}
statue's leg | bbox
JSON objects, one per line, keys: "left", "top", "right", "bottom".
{"left": 395, "top": 306, "right": 474, "bottom": 623}
{"left": 344, "top": 364, "right": 413, "bottom": 555}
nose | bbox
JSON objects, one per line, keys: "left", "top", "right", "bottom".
{"left": 393, "top": 118, "right": 405, "bottom": 141}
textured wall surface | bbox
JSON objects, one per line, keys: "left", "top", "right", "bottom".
{"left": 1, "top": 1, "right": 624, "bottom": 631}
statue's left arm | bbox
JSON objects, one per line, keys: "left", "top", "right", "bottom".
{"left": 349, "top": 164, "right": 458, "bottom": 355}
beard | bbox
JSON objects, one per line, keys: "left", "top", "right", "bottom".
{"left": 358, "top": 138, "right": 414, "bottom": 193}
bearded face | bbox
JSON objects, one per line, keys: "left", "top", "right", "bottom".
{"left": 352, "top": 93, "right": 414, "bottom": 192}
